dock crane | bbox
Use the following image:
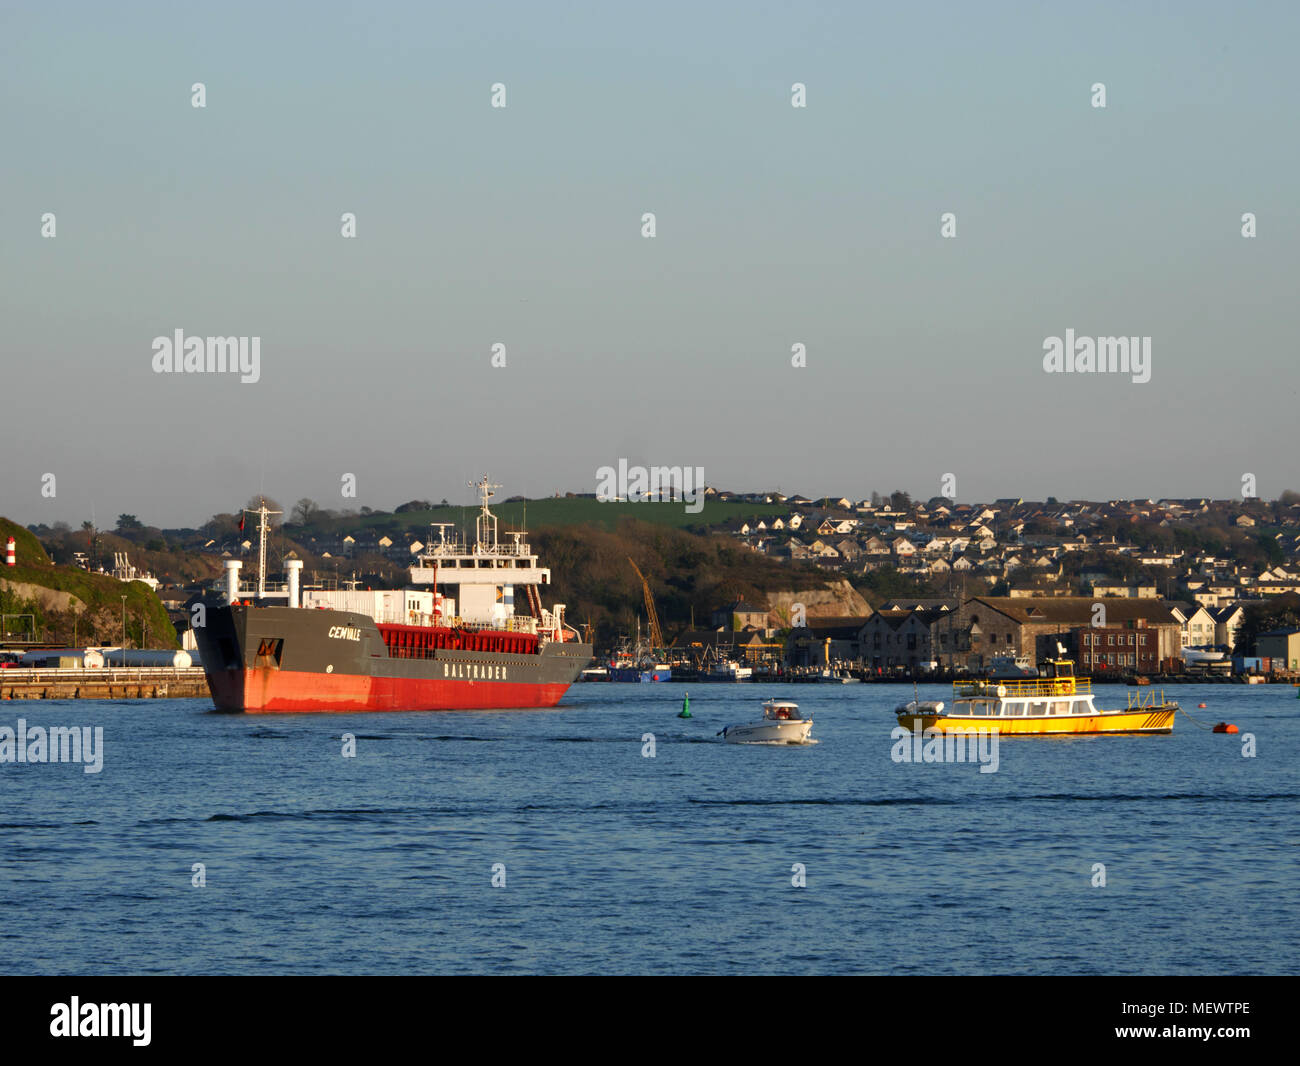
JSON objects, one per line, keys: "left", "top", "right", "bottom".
{"left": 627, "top": 557, "right": 665, "bottom": 653}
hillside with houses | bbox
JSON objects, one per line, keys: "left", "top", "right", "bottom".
{"left": 15, "top": 489, "right": 1300, "bottom": 676}
{"left": 699, "top": 489, "right": 1300, "bottom": 678}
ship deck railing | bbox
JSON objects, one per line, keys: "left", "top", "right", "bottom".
{"left": 1126, "top": 688, "right": 1173, "bottom": 709}
{"left": 0, "top": 667, "right": 207, "bottom": 682}
{"left": 377, "top": 616, "right": 541, "bottom": 634}
{"left": 413, "top": 541, "right": 534, "bottom": 561}
{"left": 954, "top": 677, "right": 1090, "bottom": 698}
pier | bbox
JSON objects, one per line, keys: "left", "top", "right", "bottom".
{"left": 0, "top": 667, "right": 210, "bottom": 701}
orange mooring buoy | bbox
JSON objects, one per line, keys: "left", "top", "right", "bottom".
{"left": 1198, "top": 703, "right": 1207, "bottom": 709}
{"left": 1212, "top": 722, "right": 1238, "bottom": 734}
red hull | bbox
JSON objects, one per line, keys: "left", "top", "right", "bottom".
{"left": 208, "top": 667, "right": 571, "bottom": 713}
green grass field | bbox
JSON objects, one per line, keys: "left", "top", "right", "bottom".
{"left": 0, "top": 564, "right": 179, "bottom": 648}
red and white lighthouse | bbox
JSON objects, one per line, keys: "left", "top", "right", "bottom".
{"left": 4, "top": 536, "right": 15, "bottom": 566}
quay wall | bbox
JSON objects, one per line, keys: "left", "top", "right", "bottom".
{"left": 0, "top": 667, "right": 210, "bottom": 700}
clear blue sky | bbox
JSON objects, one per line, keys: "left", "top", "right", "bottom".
{"left": 2, "top": 0, "right": 1296, "bottom": 526}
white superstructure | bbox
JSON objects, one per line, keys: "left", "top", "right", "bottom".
{"left": 225, "top": 478, "right": 571, "bottom": 641}
{"left": 403, "top": 478, "right": 566, "bottom": 636}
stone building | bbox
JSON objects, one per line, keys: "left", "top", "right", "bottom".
{"left": 931, "top": 597, "right": 1182, "bottom": 673}
{"left": 859, "top": 608, "right": 945, "bottom": 673}
{"left": 711, "top": 600, "right": 769, "bottom": 632}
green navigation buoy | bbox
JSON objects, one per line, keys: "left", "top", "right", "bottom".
{"left": 678, "top": 692, "right": 691, "bottom": 718}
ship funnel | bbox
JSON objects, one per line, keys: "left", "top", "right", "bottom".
{"left": 224, "top": 560, "right": 242, "bottom": 604}
{"left": 285, "top": 559, "right": 304, "bottom": 609}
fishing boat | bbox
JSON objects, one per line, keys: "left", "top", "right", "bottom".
{"left": 608, "top": 620, "right": 671, "bottom": 682}
{"left": 721, "top": 699, "right": 814, "bottom": 744}
{"left": 708, "top": 659, "right": 753, "bottom": 681}
{"left": 608, "top": 656, "right": 671, "bottom": 682}
{"left": 895, "top": 659, "right": 1176, "bottom": 736}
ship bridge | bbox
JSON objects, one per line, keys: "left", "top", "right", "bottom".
{"left": 407, "top": 478, "right": 554, "bottom": 626}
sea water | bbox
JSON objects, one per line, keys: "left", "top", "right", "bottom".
{"left": 0, "top": 683, "right": 1294, "bottom": 975}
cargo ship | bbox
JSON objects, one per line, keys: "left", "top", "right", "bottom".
{"left": 192, "top": 479, "right": 592, "bottom": 713}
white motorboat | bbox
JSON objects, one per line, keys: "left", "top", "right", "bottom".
{"left": 1182, "top": 646, "right": 1227, "bottom": 664}
{"left": 721, "top": 699, "right": 814, "bottom": 744}
{"left": 818, "top": 668, "right": 860, "bottom": 684}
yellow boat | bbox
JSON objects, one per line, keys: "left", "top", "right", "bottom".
{"left": 896, "top": 659, "right": 1175, "bottom": 736}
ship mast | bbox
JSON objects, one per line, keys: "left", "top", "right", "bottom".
{"left": 245, "top": 498, "right": 282, "bottom": 599}
{"left": 471, "top": 476, "right": 502, "bottom": 551}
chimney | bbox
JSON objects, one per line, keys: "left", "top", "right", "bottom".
{"left": 224, "top": 560, "right": 242, "bottom": 604}
{"left": 285, "top": 559, "right": 303, "bottom": 609}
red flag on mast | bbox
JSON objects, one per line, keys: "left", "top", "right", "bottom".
{"left": 238, "top": 512, "right": 245, "bottom": 532}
